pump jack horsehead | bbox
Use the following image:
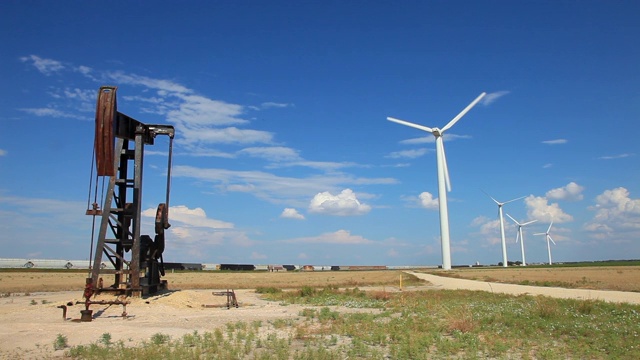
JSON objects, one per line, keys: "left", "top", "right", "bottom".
{"left": 86, "top": 86, "right": 175, "bottom": 297}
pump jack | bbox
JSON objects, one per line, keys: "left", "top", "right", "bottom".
{"left": 86, "top": 86, "right": 174, "bottom": 298}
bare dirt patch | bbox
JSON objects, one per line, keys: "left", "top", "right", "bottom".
{"left": 438, "top": 266, "right": 640, "bottom": 292}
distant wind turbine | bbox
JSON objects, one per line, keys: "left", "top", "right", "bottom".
{"left": 506, "top": 214, "right": 537, "bottom": 266}
{"left": 483, "top": 191, "right": 526, "bottom": 267}
{"left": 534, "top": 220, "right": 556, "bottom": 265}
{"left": 387, "top": 92, "right": 486, "bottom": 270}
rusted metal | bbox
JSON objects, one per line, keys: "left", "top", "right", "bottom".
{"left": 210, "top": 290, "right": 239, "bottom": 309}
{"left": 94, "top": 86, "right": 117, "bottom": 176}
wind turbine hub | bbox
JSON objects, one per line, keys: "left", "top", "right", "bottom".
{"left": 431, "top": 127, "right": 443, "bottom": 137}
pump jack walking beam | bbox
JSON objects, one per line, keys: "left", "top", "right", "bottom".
{"left": 88, "top": 86, "right": 174, "bottom": 297}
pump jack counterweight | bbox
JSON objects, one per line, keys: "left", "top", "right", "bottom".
{"left": 87, "top": 86, "right": 175, "bottom": 298}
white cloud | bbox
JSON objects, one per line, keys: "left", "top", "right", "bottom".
{"left": 0, "top": 149, "right": 6, "bottom": 156}
{"left": 106, "top": 71, "right": 191, "bottom": 94}
{"left": 308, "top": 189, "right": 371, "bottom": 216}
{"left": 260, "top": 102, "right": 293, "bottom": 109}
{"left": 19, "top": 107, "right": 83, "bottom": 119}
{"left": 142, "top": 205, "right": 234, "bottom": 229}
{"left": 546, "top": 182, "right": 585, "bottom": 201}
{"left": 471, "top": 215, "right": 506, "bottom": 245}
{"left": 239, "top": 146, "right": 301, "bottom": 162}
{"left": 281, "top": 208, "right": 305, "bottom": 220}
{"left": 173, "top": 165, "right": 395, "bottom": 207}
{"left": 282, "top": 229, "right": 373, "bottom": 244}
{"left": 181, "top": 126, "right": 273, "bottom": 145}
{"left": 524, "top": 195, "right": 573, "bottom": 223}
{"left": 585, "top": 188, "right": 640, "bottom": 240}
{"left": 20, "top": 55, "right": 65, "bottom": 75}
{"left": 168, "top": 94, "right": 248, "bottom": 127}
{"left": 598, "top": 153, "right": 634, "bottom": 160}
{"left": 385, "top": 148, "right": 429, "bottom": 159}
{"left": 541, "top": 139, "right": 568, "bottom": 145}
{"left": 480, "top": 91, "right": 510, "bottom": 106}
{"left": 419, "top": 192, "right": 439, "bottom": 210}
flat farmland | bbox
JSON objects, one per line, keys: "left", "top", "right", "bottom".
{"left": 0, "top": 270, "right": 411, "bottom": 293}
{"left": 1, "top": 266, "right": 639, "bottom": 293}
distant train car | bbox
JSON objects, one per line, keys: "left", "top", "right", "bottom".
{"left": 201, "top": 263, "right": 220, "bottom": 271}
{"left": 220, "top": 264, "right": 256, "bottom": 271}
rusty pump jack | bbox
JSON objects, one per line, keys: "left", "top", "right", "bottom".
{"left": 86, "top": 86, "right": 175, "bottom": 298}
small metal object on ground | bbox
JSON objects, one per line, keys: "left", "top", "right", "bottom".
{"left": 80, "top": 310, "right": 93, "bottom": 322}
{"left": 209, "top": 289, "right": 239, "bottom": 309}
{"left": 57, "top": 305, "right": 67, "bottom": 320}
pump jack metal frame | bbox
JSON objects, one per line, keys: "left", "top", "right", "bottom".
{"left": 88, "top": 86, "right": 175, "bottom": 297}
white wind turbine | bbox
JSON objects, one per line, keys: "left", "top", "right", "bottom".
{"left": 534, "top": 220, "right": 556, "bottom": 265}
{"left": 483, "top": 192, "right": 526, "bottom": 267}
{"left": 506, "top": 214, "right": 537, "bottom": 266}
{"left": 387, "top": 92, "right": 486, "bottom": 270}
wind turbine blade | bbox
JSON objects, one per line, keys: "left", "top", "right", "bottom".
{"left": 533, "top": 232, "right": 545, "bottom": 236}
{"left": 481, "top": 189, "right": 500, "bottom": 205}
{"left": 506, "top": 213, "right": 518, "bottom": 224}
{"left": 515, "top": 231, "right": 520, "bottom": 243}
{"left": 439, "top": 141, "right": 451, "bottom": 191}
{"left": 441, "top": 92, "right": 487, "bottom": 132}
{"left": 387, "top": 117, "right": 433, "bottom": 133}
{"left": 548, "top": 235, "right": 556, "bottom": 245}
{"left": 547, "top": 221, "right": 553, "bottom": 233}
{"left": 503, "top": 195, "right": 526, "bottom": 205}
{"left": 522, "top": 219, "right": 538, "bottom": 226}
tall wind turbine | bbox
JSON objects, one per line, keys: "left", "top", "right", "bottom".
{"left": 506, "top": 214, "right": 537, "bottom": 266}
{"left": 387, "top": 92, "right": 486, "bottom": 270}
{"left": 483, "top": 192, "right": 526, "bottom": 267}
{"left": 534, "top": 221, "right": 556, "bottom": 265}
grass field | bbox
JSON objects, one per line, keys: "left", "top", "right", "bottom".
{"left": 1, "top": 266, "right": 639, "bottom": 293}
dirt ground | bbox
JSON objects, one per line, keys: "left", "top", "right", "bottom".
{"left": 1, "top": 268, "right": 639, "bottom": 359}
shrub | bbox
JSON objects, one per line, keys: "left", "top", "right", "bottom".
{"left": 53, "top": 334, "right": 68, "bottom": 350}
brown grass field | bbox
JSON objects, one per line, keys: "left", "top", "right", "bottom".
{"left": 1, "top": 266, "right": 639, "bottom": 293}
{"left": 432, "top": 266, "right": 640, "bottom": 292}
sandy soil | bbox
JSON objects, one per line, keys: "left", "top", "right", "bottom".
{"left": 1, "top": 268, "right": 639, "bottom": 359}
{"left": 0, "top": 288, "right": 386, "bottom": 360}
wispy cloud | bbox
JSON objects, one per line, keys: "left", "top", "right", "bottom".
{"left": 281, "top": 229, "right": 374, "bottom": 244}
{"left": 598, "top": 153, "right": 634, "bottom": 160}
{"left": 385, "top": 148, "right": 429, "bottom": 159}
{"left": 20, "top": 55, "right": 65, "bottom": 75}
{"left": 541, "top": 139, "right": 568, "bottom": 145}
{"left": 0, "top": 149, "right": 6, "bottom": 156}
{"left": 19, "top": 107, "right": 85, "bottom": 120}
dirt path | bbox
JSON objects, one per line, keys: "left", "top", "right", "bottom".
{"left": 408, "top": 271, "right": 640, "bottom": 304}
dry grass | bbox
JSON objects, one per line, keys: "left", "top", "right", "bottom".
{"left": 439, "top": 266, "right": 640, "bottom": 292}
{"left": 0, "top": 270, "right": 414, "bottom": 293}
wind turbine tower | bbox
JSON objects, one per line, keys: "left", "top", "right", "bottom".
{"left": 506, "top": 214, "right": 537, "bottom": 266}
{"left": 534, "top": 221, "right": 556, "bottom": 265}
{"left": 387, "top": 92, "right": 486, "bottom": 270}
{"left": 483, "top": 192, "right": 525, "bottom": 267}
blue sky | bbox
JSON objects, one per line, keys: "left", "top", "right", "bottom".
{"left": 1, "top": 1, "right": 639, "bottom": 266}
